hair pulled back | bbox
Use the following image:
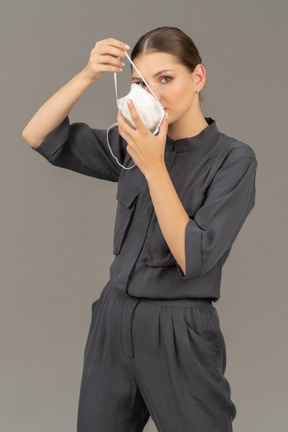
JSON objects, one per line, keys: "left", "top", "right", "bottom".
{"left": 130, "top": 26, "right": 204, "bottom": 101}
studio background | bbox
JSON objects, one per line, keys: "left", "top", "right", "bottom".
{"left": 1, "top": 0, "right": 287, "bottom": 431}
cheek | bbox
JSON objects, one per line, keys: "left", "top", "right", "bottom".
{"left": 166, "top": 81, "right": 192, "bottom": 107}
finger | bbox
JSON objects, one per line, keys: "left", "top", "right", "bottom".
{"left": 99, "top": 44, "right": 128, "bottom": 59}
{"left": 105, "top": 38, "right": 130, "bottom": 51}
{"left": 96, "top": 54, "right": 125, "bottom": 69}
{"left": 93, "top": 62, "right": 123, "bottom": 73}
{"left": 127, "top": 100, "right": 147, "bottom": 133}
{"left": 96, "top": 38, "right": 130, "bottom": 57}
{"left": 117, "top": 111, "right": 135, "bottom": 141}
{"left": 158, "top": 112, "right": 169, "bottom": 138}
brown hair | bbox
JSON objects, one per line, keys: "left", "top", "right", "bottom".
{"left": 130, "top": 26, "right": 204, "bottom": 101}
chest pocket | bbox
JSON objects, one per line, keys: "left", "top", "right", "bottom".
{"left": 113, "top": 179, "right": 141, "bottom": 256}
{"left": 143, "top": 193, "right": 203, "bottom": 267}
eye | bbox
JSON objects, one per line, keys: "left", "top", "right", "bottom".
{"left": 160, "top": 76, "right": 172, "bottom": 83}
{"left": 134, "top": 76, "right": 172, "bottom": 87}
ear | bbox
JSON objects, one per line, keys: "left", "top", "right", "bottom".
{"left": 193, "top": 63, "right": 206, "bottom": 90}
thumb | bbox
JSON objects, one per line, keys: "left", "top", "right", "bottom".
{"left": 158, "top": 111, "right": 169, "bottom": 138}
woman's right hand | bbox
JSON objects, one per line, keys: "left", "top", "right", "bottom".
{"left": 83, "top": 38, "right": 130, "bottom": 83}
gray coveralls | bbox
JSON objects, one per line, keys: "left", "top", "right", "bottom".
{"left": 30, "top": 115, "right": 257, "bottom": 431}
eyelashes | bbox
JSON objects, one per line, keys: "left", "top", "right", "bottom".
{"left": 160, "top": 76, "right": 172, "bottom": 83}
{"left": 135, "top": 76, "right": 172, "bottom": 87}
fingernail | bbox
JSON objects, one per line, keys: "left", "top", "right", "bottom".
{"left": 125, "top": 44, "right": 130, "bottom": 49}
{"left": 166, "top": 112, "right": 169, "bottom": 119}
{"left": 127, "top": 99, "right": 131, "bottom": 105}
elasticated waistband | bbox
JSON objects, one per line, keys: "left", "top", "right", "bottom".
{"left": 108, "top": 281, "right": 214, "bottom": 308}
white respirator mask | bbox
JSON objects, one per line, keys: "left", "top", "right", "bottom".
{"left": 106, "top": 51, "right": 166, "bottom": 170}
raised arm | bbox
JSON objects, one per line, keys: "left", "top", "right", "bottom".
{"left": 22, "top": 38, "right": 130, "bottom": 148}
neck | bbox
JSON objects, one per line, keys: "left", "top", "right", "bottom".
{"left": 167, "top": 105, "right": 209, "bottom": 141}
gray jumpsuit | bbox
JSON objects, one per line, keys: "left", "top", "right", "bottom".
{"left": 30, "top": 116, "right": 257, "bottom": 432}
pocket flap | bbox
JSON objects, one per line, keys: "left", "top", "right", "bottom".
{"left": 116, "top": 180, "right": 141, "bottom": 208}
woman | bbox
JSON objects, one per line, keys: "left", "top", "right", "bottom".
{"left": 22, "top": 27, "right": 257, "bottom": 432}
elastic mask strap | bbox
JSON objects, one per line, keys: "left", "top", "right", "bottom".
{"left": 106, "top": 122, "right": 136, "bottom": 170}
{"left": 114, "top": 51, "right": 163, "bottom": 106}
{"left": 114, "top": 72, "right": 119, "bottom": 103}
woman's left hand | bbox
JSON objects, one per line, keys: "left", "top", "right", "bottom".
{"left": 117, "top": 99, "right": 169, "bottom": 179}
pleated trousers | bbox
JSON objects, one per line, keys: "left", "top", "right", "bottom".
{"left": 77, "top": 280, "right": 237, "bottom": 432}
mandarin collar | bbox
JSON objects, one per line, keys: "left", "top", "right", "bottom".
{"left": 165, "top": 117, "right": 219, "bottom": 153}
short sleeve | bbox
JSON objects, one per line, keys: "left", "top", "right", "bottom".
{"left": 177, "top": 154, "right": 258, "bottom": 279}
{"left": 30, "top": 116, "right": 126, "bottom": 182}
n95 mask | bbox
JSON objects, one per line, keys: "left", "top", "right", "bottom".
{"left": 117, "top": 82, "right": 165, "bottom": 134}
{"left": 106, "top": 51, "right": 166, "bottom": 170}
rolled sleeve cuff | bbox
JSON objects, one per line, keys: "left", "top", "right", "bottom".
{"left": 31, "top": 116, "right": 70, "bottom": 159}
{"left": 176, "top": 218, "right": 202, "bottom": 279}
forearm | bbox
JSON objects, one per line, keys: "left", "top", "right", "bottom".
{"left": 145, "top": 164, "right": 190, "bottom": 275}
{"left": 22, "top": 68, "right": 95, "bottom": 148}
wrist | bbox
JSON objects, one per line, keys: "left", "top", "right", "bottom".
{"left": 79, "top": 67, "right": 98, "bottom": 86}
{"left": 145, "top": 162, "right": 168, "bottom": 183}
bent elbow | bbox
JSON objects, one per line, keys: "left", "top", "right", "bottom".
{"left": 22, "top": 129, "right": 42, "bottom": 148}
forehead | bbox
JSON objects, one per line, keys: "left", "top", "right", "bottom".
{"left": 131, "top": 52, "right": 180, "bottom": 76}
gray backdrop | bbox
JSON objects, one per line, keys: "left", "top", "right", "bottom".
{"left": 1, "top": 0, "right": 287, "bottom": 431}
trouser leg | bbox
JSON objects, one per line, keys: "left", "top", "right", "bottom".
{"left": 76, "top": 281, "right": 150, "bottom": 432}
{"left": 130, "top": 297, "right": 237, "bottom": 432}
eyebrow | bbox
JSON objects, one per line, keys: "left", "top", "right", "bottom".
{"left": 132, "top": 69, "right": 175, "bottom": 81}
